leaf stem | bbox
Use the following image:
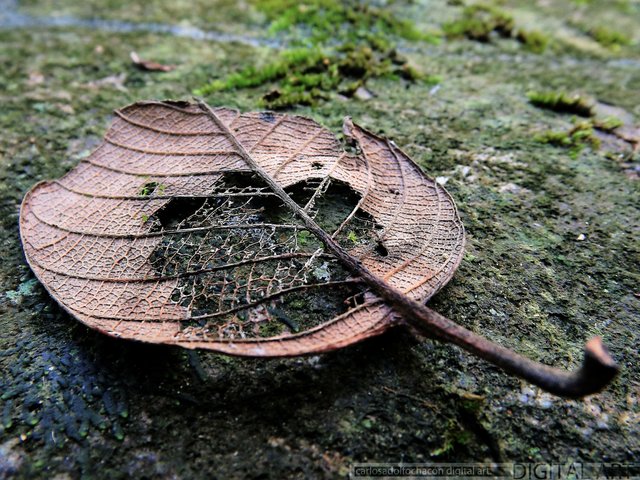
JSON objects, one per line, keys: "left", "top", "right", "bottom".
{"left": 196, "top": 99, "right": 618, "bottom": 398}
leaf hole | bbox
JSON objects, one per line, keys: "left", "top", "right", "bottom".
{"left": 219, "top": 171, "right": 269, "bottom": 190}
{"left": 375, "top": 241, "right": 389, "bottom": 257}
{"left": 162, "top": 100, "right": 192, "bottom": 108}
{"left": 140, "top": 181, "right": 159, "bottom": 196}
{"left": 155, "top": 197, "right": 208, "bottom": 230}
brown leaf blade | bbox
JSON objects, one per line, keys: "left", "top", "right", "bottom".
{"left": 20, "top": 100, "right": 465, "bottom": 355}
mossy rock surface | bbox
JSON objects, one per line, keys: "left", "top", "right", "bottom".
{"left": 1, "top": 0, "right": 639, "bottom": 478}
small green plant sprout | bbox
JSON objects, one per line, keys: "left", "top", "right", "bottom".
{"left": 347, "top": 230, "right": 358, "bottom": 244}
{"left": 297, "top": 229, "right": 311, "bottom": 246}
{"left": 139, "top": 181, "right": 161, "bottom": 196}
{"left": 527, "top": 91, "right": 593, "bottom": 117}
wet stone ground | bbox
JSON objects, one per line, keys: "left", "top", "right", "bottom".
{"left": 0, "top": 0, "right": 639, "bottom": 478}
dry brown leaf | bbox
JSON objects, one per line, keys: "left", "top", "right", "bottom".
{"left": 19, "top": 100, "right": 463, "bottom": 355}
{"left": 19, "top": 100, "right": 618, "bottom": 397}
{"left": 130, "top": 51, "right": 175, "bottom": 72}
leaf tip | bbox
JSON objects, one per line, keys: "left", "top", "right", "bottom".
{"left": 584, "top": 336, "right": 618, "bottom": 370}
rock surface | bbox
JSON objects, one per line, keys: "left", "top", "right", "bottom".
{"left": 0, "top": 0, "right": 638, "bottom": 477}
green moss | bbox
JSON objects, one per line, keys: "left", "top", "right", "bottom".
{"left": 535, "top": 119, "right": 601, "bottom": 158}
{"left": 430, "top": 419, "right": 474, "bottom": 457}
{"left": 568, "top": 119, "right": 601, "bottom": 149}
{"left": 197, "top": 40, "right": 431, "bottom": 108}
{"left": 139, "top": 181, "right": 162, "bottom": 196}
{"left": 4, "top": 279, "right": 39, "bottom": 305}
{"left": 587, "top": 25, "right": 631, "bottom": 49}
{"left": 297, "top": 229, "right": 311, "bottom": 246}
{"left": 196, "top": 0, "right": 439, "bottom": 108}
{"left": 535, "top": 130, "right": 572, "bottom": 147}
{"left": 262, "top": 88, "right": 323, "bottom": 108}
{"left": 515, "top": 29, "right": 549, "bottom": 53}
{"left": 444, "top": 5, "right": 550, "bottom": 54}
{"left": 256, "top": 0, "right": 436, "bottom": 43}
{"left": 443, "top": 4, "right": 514, "bottom": 42}
{"left": 527, "top": 91, "right": 593, "bottom": 117}
{"left": 594, "top": 115, "right": 623, "bottom": 132}
{"left": 196, "top": 47, "right": 326, "bottom": 95}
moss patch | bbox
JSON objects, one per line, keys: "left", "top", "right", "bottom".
{"left": 443, "top": 3, "right": 549, "bottom": 53}
{"left": 443, "top": 4, "right": 515, "bottom": 42}
{"left": 587, "top": 25, "right": 631, "bottom": 50}
{"left": 196, "top": 0, "right": 439, "bottom": 108}
{"left": 527, "top": 91, "right": 593, "bottom": 117}
{"left": 535, "top": 119, "right": 600, "bottom": 158}
{"left": 515, "top": 29, "right": 549, "bottom": 53}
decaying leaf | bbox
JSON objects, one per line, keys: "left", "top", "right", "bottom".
{"left": 130, "top": 51, "right": 175, "bottom": 72}
{"left": 20, "top": 100, "right": 618, "bottom": 398}
{"left": 20, "top": 100, "right": 463, "bottom": 354}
